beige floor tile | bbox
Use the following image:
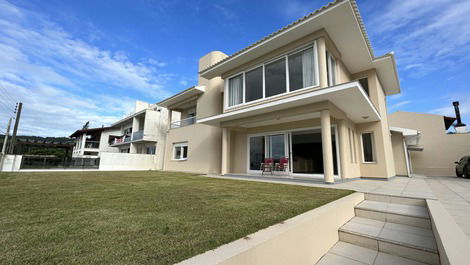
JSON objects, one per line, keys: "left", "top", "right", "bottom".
{"left": 329, "top": 242, "right": 378, "bottom": 265}
{"left": 373, "top": 252, "right": 428, "bottom": 265}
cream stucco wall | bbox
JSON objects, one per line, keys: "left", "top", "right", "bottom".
{"left": 389, "top": 111, "right": 470, "bottom": 176}
{"left": 163, "top": 124, "right": 222, "bottom": 174}
{"left": 391, "top": 132, "right": 408, "bottom": 176}
{"left": 353, "top": 70, "right": 396, "bottom": 179}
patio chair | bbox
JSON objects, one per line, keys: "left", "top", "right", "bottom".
{"left": 260, "top": 158, "right": 274, "bottom": 176}
{"left": 275, "top": 157, "right": 289, "bottom": 173}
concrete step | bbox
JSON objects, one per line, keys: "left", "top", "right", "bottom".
{"left": 338, "top": 217, "right": 439, "bottom": 265}
{"left": 364, "top": 193, "right": 426, "bottom": 207}
{"left": 317, "top": 241, "right": 429, "bottom": 265}
{"left": 355, "top": 200, "right": 431, "bottom": 228}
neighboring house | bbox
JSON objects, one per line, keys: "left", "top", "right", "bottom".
{"left": 67, "top": 101, "right": 168, "bottom": 171}
{"left": 70, "top": 126, "right": 118, "bottom": 158}
{"left": 105, "top": 101, "right": 168, "bottom": 169}
{"left": 389, "top": 111, "right": 470, "bottom": 176}
{"left": 158, "top": 0, "right": 402, "bottom": 183}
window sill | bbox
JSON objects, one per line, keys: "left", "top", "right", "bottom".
{"left": 172, "top": 158, "right": 187, "bottom": 162}
{"left": 362, "top": 161, "right": 377, "bottom": 164}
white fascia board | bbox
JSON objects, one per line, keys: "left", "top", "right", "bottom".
{"left": 198, "top": 81, "right": 381, "bottom": 125}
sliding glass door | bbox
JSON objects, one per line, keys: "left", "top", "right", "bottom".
{"left": 248, "top": 127, "right": 339, "bottom": 177}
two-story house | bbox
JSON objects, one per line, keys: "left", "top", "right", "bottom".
{"left": 159, "top": 0, "right": 401, "bottom": 183}
{"left": 70, "top": 126, "right": 120, "bottom": 158}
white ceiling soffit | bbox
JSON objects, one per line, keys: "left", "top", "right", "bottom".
{"left": 198, "top": 81, "right": 380, "bottom": 126}
{"left": 157, "top": 86, "right": 205, "bottom": 108}
{"left": 199, "top": 0, "right": 400, "bottom": 95}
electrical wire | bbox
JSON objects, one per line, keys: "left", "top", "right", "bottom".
{"left": 0, "top": 86, "right": 17, "bottom": 106}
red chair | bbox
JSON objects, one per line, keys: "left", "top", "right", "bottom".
{"left": 260, "top": 158, "right": 274, "bottom": 175}
{"left": 275, "top": 157, "right": 289, "bottom": 172}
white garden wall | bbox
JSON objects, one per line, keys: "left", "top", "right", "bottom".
{"left": 99, "top": 152, "right": 159, "bottom": 170}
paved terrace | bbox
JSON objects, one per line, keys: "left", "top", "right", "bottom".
{"left": 209, "top": 174, "right": 470, "bottom": 240}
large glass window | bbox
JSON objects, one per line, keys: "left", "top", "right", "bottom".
{"left": 265, "top": 58, "right": 286, "bottom": 97}
{"left": 249, "top": 136, "right": 265, "bottom": 170}
{"left": 245, "top": 66, "right": 263, "bottom": 102}
{"left": 288, "top": 48, "right": 315, "bottom": 91}
{"left": 361, "top": 133, "right": 375, "bottom": 162}
{"left": 228, "top": 74, "right": 243, "bottom": 107}
{"left": 226, "top": 42, "right": 320, "bottom": 108}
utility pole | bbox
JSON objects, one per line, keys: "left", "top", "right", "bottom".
{"left": 8, "top": 102, "right": 22, "bottom": 154}
{"left": 1, "top": 118, "right": 12, "bottom": 154}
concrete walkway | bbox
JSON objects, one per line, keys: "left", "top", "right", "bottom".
{"left": 209, "top": 174, "right": 470, "bottom": 239}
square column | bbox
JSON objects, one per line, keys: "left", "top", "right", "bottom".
{"left": 338, "top": 120, "right": 349, "bottom": 179}
{"left": 221, "top": 128, "right": 230, "bottom": 175}
{"left": 317, "top": 37, "right": 328, "bottom": 88}
{"left": 321, "top": 110, "right": 334, "bottom": 183}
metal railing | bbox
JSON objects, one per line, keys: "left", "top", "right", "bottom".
{"left": 112, "top": 135, "right": 131, "bottom": 145}
{"left": 132, "top": 130, "right": 144, "bottom": 141}
{"left": 171, "top": 116, "right": 196, "bottom": 129}
{"left": 20, "top": 156, "right": 100, "bottom": 169}
{"left": 84, "top": 141, "right": 100, "bottom": 149}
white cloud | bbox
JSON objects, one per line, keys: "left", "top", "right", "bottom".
{"left": 430, "top": 93, "right": 470, "bottom": 117}
{"left": 0, "top": 0, "right": 173, "bottom": 136}
{"left": 368, "top": 0, "right": 470, "bottom": 76}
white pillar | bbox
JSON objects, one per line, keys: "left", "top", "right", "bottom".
{"left": 80, "top": 133, "right": 86, "bottom": 155}
{"left": 167, "top": 109, "right": 173, "bottom": 130}
{"left": 321, "top": 110, "right": 334, "bottom": 183}
{"left": 338, "top": 120, "right": 348, "bottom": 179}
{"left": 317, "top": 37, "right": 328, "bottom": 88}
{"left": 221, "top": 128, "right": 230, "bottom": 175}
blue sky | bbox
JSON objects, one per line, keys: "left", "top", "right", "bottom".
{"left": 0, "top": 0, "right": 469, "bottom": 136}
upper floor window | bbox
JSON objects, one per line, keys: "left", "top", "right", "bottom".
{"left": 226, "top": 42, "right": 319, "bottom": 109}
{"left": 358, "top": 78, "right": 369, "bottom": 96}
{"left": 326, "top": 51, "right": 337, "bottom": 86}
{"left": 228, "top": 74, "right": 243, "bottom": 107}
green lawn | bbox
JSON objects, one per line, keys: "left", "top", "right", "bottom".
{"left": 0, "top": 171, "right": 353, "bottom": 265}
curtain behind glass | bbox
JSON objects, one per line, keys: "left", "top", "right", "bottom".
{"left": 302, "top": 48, "right": 314, "bottom": 88}
{"left": 228, "top": 74, "right": 243, "bottom": 106}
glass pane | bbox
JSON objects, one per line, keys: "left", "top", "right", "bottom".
{"left": 183, "top": 146, "right": 188, "bottom": 159}
{"left": 245, "top": 67, "right": 263, "bottom": 102}
{"left": 359, "top": 78, "right": 369, "bottom": 96}
{"left": 265, "top": 58, "right": 286, "bottom": 97}
{"left": 249, "top": 136, "right": 265, "bottom": 170}
{"left": 291, "top": 129, "right": 338, "bottom": 174}
{"left": 362, "top": 133, "right": 374, "bottom": 162}
{"left": 175, "top": 147, "right": 181, "bottom": 159}
{"left": 228, "top": 74, "right": 243, "bottom": 107}
{"left": 289, "top": 48, "right": 314, "bottom": 91}
{"left": 267, "top": 134, "right": 285, "bottom": 163}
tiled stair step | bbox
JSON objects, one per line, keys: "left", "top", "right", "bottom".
{"left": 365, "top": 193, "right": 427, "bottom": 207}
{"left": 338, "top": 217, "right": 439, "bottom": 265}
{"left": 355, "top": 200, "right": 431, "bottom": 228}
{"left": 317, "top": 241, "right": 429, "bottom": 265}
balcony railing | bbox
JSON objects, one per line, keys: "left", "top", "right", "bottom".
{"left": 171, "top": 116, "right": 196, "bottom": 129}
{"left": 132, "top": 130, "right": 144, "bottom": 141}
{"left": 112, "top": 135, "right": 131, "bottom": 145}
{"left": 84, "top": 141, "right": 100, "bottom": 149}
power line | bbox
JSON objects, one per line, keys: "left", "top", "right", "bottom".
{"left": 0, "top": 98, "right": 15, "bottom": 113}
{"left": 0, "top": 86, "right": 17, "bottom": 106}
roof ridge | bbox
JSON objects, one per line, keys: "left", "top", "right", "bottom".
{"left": 199, "top": 0, "right": 346, "bottom": 74}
